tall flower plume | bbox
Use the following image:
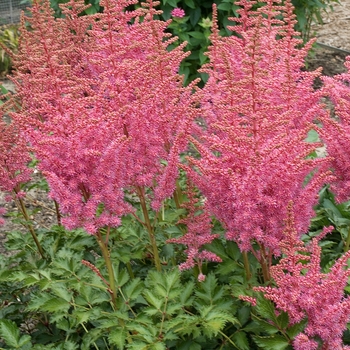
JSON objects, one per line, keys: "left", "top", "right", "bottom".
{"left": 320, "top": 57, "right": 350, "bottom": 203}
{"left": 187, "top": 0, "right": 331, "bottom": 258}
{"left": 10, "top": 0, "right": 198, "bottom": 234}
{"left": 255, "top": 203, "right": 350, "bottom": 350}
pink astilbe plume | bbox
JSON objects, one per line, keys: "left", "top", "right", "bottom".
{"left": 0, "top": 118, "right": 32, "bottom": 194}
{"left": 320, "top": 57, "right": 350, "bottom": 203}
{"left": 187, "top": 0, "right": 331, "bottom": 256}
{"left": 167, "top": 180, "right": 222, "bottom": 278}
{"left": 10, "top": 0, "right": 198, "bottom": 233}
{"left": 255, "top": 203, "right": 350, "bottom": 350}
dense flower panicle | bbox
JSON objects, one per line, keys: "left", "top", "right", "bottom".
{"left": 0, "top": 119, "right": 32, "bottom": 193}
{"left": 320, "top": 57, "right": 350, "bottom": 202}
{"left": 188, "top": 0, "right": 330, "bottom": 255}
{"left": 255, "top": 204, "right": 350, "bottom": 350}
{"left": 167, "top": 181, "right": 222, "bottom": 273}
{"left": 10, "top": 0, "right": 198, "bottom": 233}
{"left": 171, "top": 8, "right": 185, "bottom": 18}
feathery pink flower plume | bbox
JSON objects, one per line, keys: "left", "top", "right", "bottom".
{"left": 187, "top": 0, "right": 331, "bottom": 260}
{"left": 255, "top": 203, "right": 350, "bottom": 350}
{"left": 10, "top": 0, "right": 198, "bottom": 234}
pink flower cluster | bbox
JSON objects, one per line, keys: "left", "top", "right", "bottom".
{"left": 11, "top": 0, "right": 198, "bottom": 233}
{"left": 0, "top": 118, "right": 32, "bottom": 194}
{"left": 320, "top": 57, "right": 350, "bottom": 203}
{"left": 171, "top": 8, "right": 185, "bottom": 18}
{"left": 187, "top": 0, "right": 331, "bottom": 256}
{"left": 255, "top": 204, "right": 350, "bottom": 350}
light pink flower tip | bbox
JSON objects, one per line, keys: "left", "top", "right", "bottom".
{"left": 197, "top": 273, "right": 206, "bottom": 282}
{"left": 171, "top": 8, "right": 185, "bottom": 18}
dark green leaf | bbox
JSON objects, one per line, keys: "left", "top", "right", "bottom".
{"left": 252, "top": 335, "right": 290, "bottom": 350}
{"left": 0, "top": 319, "right": 20, "bottom": 348}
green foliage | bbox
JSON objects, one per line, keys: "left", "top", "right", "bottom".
{"left": 292, "top": 0, "right": 339, "bottom": 42}
{"left": 0, "top": 24, "right": 20, "bottom": 77}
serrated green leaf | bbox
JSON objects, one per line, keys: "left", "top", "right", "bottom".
{"left": 115, "top": 266, "right": 130, "bottom": 288}
{"left": 108, "top": 328, "right": 127, "bottom": 349}
{"left": 150, "top": 342, "right": 166, "bottom": 350}
{"left": 256, "top": 294, "right": 278, "bottom": 322}
{"left": 72, "top": 309, "right": 93, "bottom": 325}
{"left": 18, "top": 334, "right": 31, "bottom": 348}
{"left": 250, "top": 315, "right": 279, "bottom": 335}
{"left": 179, "top": 281, "right": 195, "bottom": 306}
{"left": 286, "top": 319, "right": 307, "bottom": 338}
{"left": 232, "top": 332, "right": 249, "bottom": 350}
{"left": 237, "top": 305, "right": 251, "bottom": 329}
{"left": 143, "top": 289, "right": 163, "bottom": 310}
{"left": 0, "top": 319, "right": 20, "bottom": 348}
{"left": 252, "top": 335, "right": 290, "bottom": 350}
{"left": 123, "top": 278, "right": 144, "bottom": 301}
{"left": 50, "top": 283, "right": 73, "bottom": 302}
{"left": 42, "top": 297, "right": 71, "bottom": 313}
{"left": 62, "top": 340, "right": 78, "bottom": 350}
{"left": 276, "top": 311, "right": 289, "bottom": 330}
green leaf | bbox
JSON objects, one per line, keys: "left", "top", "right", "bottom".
{"left": 56, "top": 340, "right": 77, "bottom": 350}
{"left": 232, "top": 332, "right": 250, "bottom": 350}
{"left": 108, "top": 328, "right": 127, "bottom": 349}
{"left": 50, "top": 283, "right": 73, "bottom": 302}
{"left": 184, "top": 0, "right": 196, "bottom": 9}
{"left": 179, "top": 281, "right": 195, "bottom": 306}
{"left": 143, "top": 289, "right": 163, "bottom": 310}
{"left": 42, "top": 297, "right": 71, "bottom": 313}
{"left": 305, "top": 129, "right": 319, "bottom": 143}
{"left": 256, "top": 294, "right": 278, "bottom": 322}
{"left": 123, "top": 278, "right": 144, "bottom": 301}
{"left": 189, "top": 7, "right": 201, "bottom": 26}
{"left": 252, "top": 335, "right": 290, "bottom": 350}
{"left": 276, "top": 311, "right": 289, "bottom": 330}
{"left": 0, "top": 319, "right": 20, "bottom": 348}
{"left": 217, "top": 2, "right": 233, "bottom": 11}
{"left": 18, "top": 334, "right": 32, "bottom": 348}
{"left": 286, "top": 319, "right": 307, "bottom": 339}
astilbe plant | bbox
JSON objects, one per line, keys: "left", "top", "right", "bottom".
{"left": 7, "top": 0, "right": 200, "bottom": 280}
{"left": 255, "top": 203, "right": 350, "bottom": 350}
{"left": 186, "top": 0, "right": 331, "bottom": 280}
{"left": 10, "top": 0, "right": 198, "bottom": 235}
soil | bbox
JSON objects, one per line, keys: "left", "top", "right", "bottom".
{"left": 1, "top": 0, "right": 350, "bottom": 255}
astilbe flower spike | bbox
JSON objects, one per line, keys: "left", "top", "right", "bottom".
{"left": 0, "top": 119, "right": 32, "bottom": 195}
{"left": 187, "top": 0, "right": 331, "bottom": 260}
{"left": 10, "top": 0, "right": 199, "bottom": 234}
{"left": 320, "top": 57, "right": 350, "bottom": 203}
{"left": 167, "top": 180, "right": 222, "bottom": 279}
{"left": 255, "top": 203, "right": 350, "bottom": 350}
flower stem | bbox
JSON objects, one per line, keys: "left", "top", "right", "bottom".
{"left": 14, "top": 191, "right": 45, "bottom": 259}
{"left": 345, "top": 226, "right": 350, "bottom": 252}
{"left": 96, "top": 229, "right": 117, "bottom": 309}
{"left": 54, "top": 200, "right": 61, "bottom": 226}
{"left": 242, "top": 251, "right": 252, "bottom": 281}
{"left": 136, "top": 186, "right": 161, "bottom": 272}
